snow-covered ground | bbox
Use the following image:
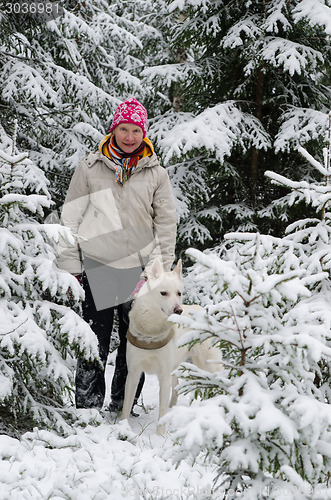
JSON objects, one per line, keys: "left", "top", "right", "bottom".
{"left": 0, "top": 353, "right": 217, "bottom": 500}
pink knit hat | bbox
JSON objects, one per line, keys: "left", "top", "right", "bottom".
{"left": 110, "top": 98, "right": 148, "bottom": 137}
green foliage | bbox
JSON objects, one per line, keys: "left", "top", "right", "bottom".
{"left": 157, "top": 0, "right": 331, "bottom": 246}
{"left": 0, "top": 138, "right": 99, "bottom": 432}
{"left": 1, "top": 0, "right": 330, "bottom": 250}
{"left": 166, "top": 236, "right": 331, "bottom": 498}
{"left": 164, "top": 123, "right": 331, "bottom": 498}
{"left": 0, "top": 0, "right": 147, "bottom": 208}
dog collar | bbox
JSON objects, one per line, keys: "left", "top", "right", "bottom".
{"left": 126, "top": 329, "right": 175, "bottom": 350}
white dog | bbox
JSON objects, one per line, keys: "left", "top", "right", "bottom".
{"left": 121, "top": 258, "right": 222, "bottom": 434}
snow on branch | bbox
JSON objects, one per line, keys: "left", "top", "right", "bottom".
{"left": 0, "top": 193, "right": 51, "bottom": 214}
{"left": 265, "top": 171, "right": 310, "bottom": 190}
{"left": 2, "top": 62, "right": 58, "bottom": 105}
{"left": 141, "top": 62, "right": 199, "bottom": 87}
{"left": 297, "top": 145, "right": 329, "bottom": 176}
{"left": 265, "top": 169, "right": 331, "bottom": 212}
{"left": 159, "top": 102, "right": 271, "bottom": 163}
{"left": 260, "top": 37, "right": 323, "bottom": 76}
{"left": 275, "top": 108, "right": 329, "bottom": 152}
{"left": 47, "top": 10, "right": 99, "bottom": 41}
{"left": 293, "top": 0, "right": 331, "bottom": 35}
{"left": 222, "top": 18, "right": 263, "bottom": 49}
{"left": 168, "top": 0, "right": 211, "bottom": 13}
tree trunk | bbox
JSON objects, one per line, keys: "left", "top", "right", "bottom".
{"left": 250, "top": 67, "right": 265, "bottom": 207}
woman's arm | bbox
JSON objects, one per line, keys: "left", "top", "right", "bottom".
{"left": 147, "top": 168, "right": 177, "bottom": 273}
{"left": 57, "top": 160, "right": 90, "bottom": 274}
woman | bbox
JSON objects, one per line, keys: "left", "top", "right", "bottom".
{"left": 58, "top": 98, "right": 177, "bottom": 413}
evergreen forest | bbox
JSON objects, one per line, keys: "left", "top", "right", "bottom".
{"left": 1, "top": 1, "right": 331, "bottom": 499}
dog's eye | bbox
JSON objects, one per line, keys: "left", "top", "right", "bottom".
{"left": 160, "top": 291, "right": 168, "bottom": 296}
{"left": 177, "top": 292, "right": 182, "bottom": 297}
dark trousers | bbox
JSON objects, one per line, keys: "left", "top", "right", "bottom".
{"left": 75, "top": 274, "right": 144, "bottom": 409}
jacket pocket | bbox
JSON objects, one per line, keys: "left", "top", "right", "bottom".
{"left": 78, "top": 188, "right": 122, "bottom": 241}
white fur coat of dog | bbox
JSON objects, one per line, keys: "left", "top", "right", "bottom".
{"left": 121, "top": 258, "right": 222, "bottom": 434}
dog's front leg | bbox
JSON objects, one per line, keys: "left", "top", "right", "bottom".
{"left": 157, "top": 373, "right": 172, "bottom": 435}
{"left": 121, "top": 371, "right": 138, "bottom": 421}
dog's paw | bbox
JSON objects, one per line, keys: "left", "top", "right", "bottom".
{"left": 143, "top": 403, "right": 156, "bottom": 413}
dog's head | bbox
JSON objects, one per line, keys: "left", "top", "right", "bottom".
{"left": 144, "top": 258, "right": 183, "bottom": 317}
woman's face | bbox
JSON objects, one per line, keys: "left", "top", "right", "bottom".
{"left": 113, "top": 123, "right": 144, "bottom": 154}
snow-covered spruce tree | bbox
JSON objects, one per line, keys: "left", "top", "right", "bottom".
{"left": 265, "top": 112, "right": 331, "bottom": 404}
{"left": 164, "top": 238, "right": 331, "bottom": 498}
{"left": 164, "top": 125, "right": 331, "bottom": 496}
{"left": 0, "top": 134, "right": 99, "bottom": 434}
{"left": 151, "top": 0, "right": 331, "bottom": 247}
{"left": 0, "top": 0, "right": 146, "bottom": 207}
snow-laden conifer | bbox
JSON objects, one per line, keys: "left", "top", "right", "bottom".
{"left": 165, "top": 238, "right": 331, "bottom": 498}
{"left": 154, "top": 0, "right": 331, "bottom": 245}
{"left": 266, "top": 111, "right": 331, "bottom": 403}
{"left": 164, "top": 122, "right": 331, "bottom": 497}
{"left": 0, "top": 132, "right": 99, "bottom": 433}
{"left": 0, "top": 0, "right": 146, "bottom": 206}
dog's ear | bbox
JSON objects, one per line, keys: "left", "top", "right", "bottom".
{"left": 150, "top": 258, "right": 163, "bottom": 279}
{"left": 173, "top": 259, "right": 182, "bottom": 277}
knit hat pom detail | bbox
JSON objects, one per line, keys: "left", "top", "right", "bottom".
{"left": 110, "top": 98, "right": 148, "bottom": 137}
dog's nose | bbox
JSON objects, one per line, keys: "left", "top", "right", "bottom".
{"left": 174, "top": 305, "right": 183, "bottom": 315}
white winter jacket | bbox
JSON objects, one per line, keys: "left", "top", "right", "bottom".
{"left": 57, "top": 148, "right": 177, "bottom": 276}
